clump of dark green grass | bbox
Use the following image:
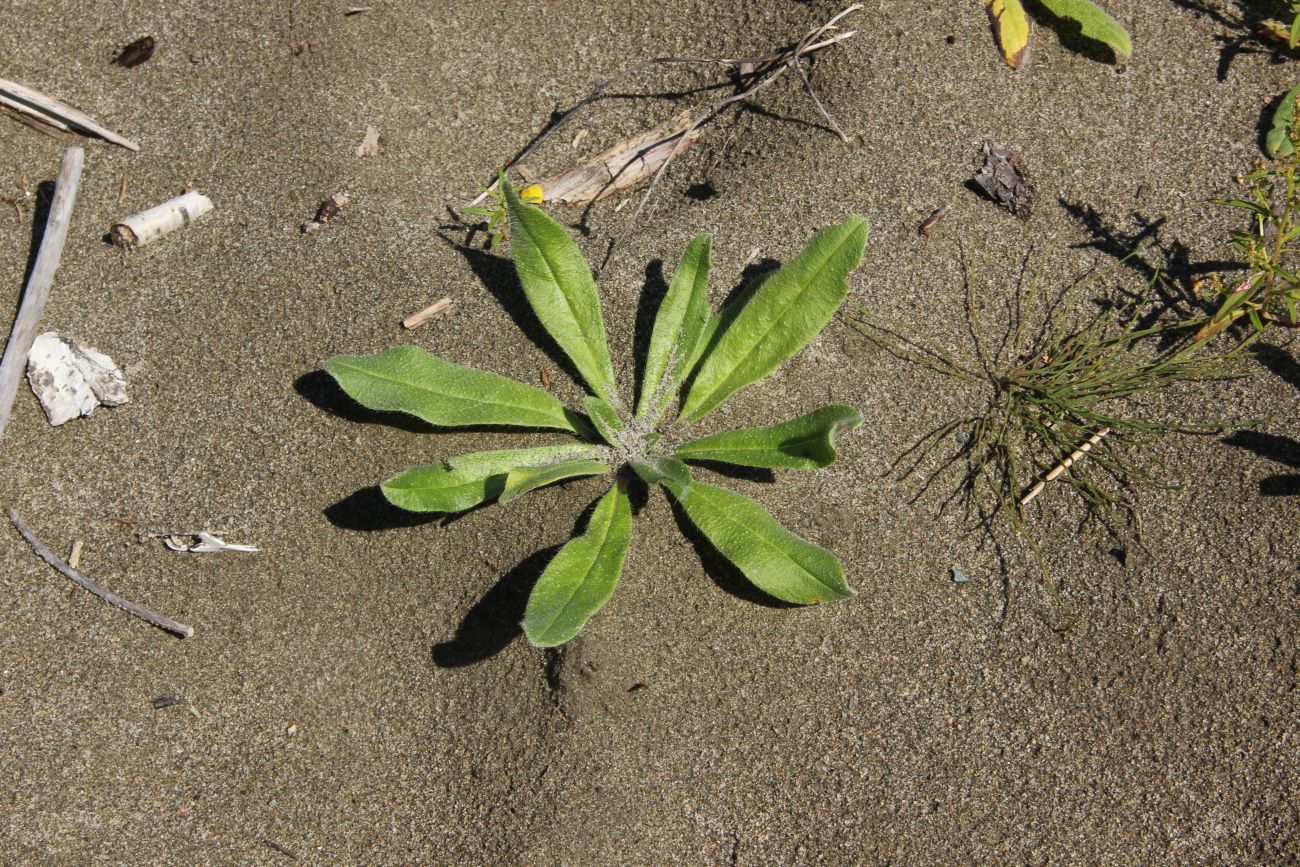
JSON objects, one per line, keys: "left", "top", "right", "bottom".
{"left": 845, "top": 247, "right": 1246, "bottom": 536}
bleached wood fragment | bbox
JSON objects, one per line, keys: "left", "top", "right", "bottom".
{"left": 111, "top": 191, "right": 213, "bottom": 247}
{"left": 25, "top": 332, "right": 128, "bottom": 426}
{"left": 535, "top": 110, "right": 703, "bottom": 205}
{"left": 402, "top": 297, "right": 453, "bottom": 329}
{"left": 0, "top": 77, "right": 139, "bottom": 151}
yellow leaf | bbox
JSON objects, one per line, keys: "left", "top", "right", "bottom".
{"left": 987, "top": 0, "right": 1030, "bottom": 69}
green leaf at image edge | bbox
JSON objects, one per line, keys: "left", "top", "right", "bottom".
{"left": 681, "top": 216, "right": 868, "bottom": 422}
{"left": 664, "top": 479, "right": 853, "bottom": 605}
{"left": 637, "top": 233, "right": 712, "bottom": 420}
{"left": 502, "top": 176, "right": 619, "bottom": 404}
{"left": 500, "top": 459, "right": 610, "bottom": 504}
{"left": 381, "top": 444, "right": 596, "bottom": 513}
{"left": 1267, "top": 84, "right": 1300, "bottom": 158}
{"left": 523, "top": 482, "right": 634, "bottom": 647}
{"left": 324, "top": 346, "right": 581, "bottom": 432}
{"left": 675, "top": 404, "right": 864, "bottom": 469}
{"left": 1036, "top": 0, "right": 1132, "bottom": 57}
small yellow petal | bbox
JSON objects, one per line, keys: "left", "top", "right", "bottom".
{"left": 520, "top": 184, "right": 544, "bottom": 204}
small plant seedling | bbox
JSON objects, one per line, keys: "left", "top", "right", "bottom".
{"left": 1198, "top": 131, "right": 1300, "bottom": 339}
{"left": 324, "top": 178, "right": 869, "bottom": 647}
{"left": 985, "top": 0, "right": 1132, "bottom": 70}
{"left": 462, "top": 181, "right": 543, "bottom": 248}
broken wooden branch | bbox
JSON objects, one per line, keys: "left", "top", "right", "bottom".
{"left": 0, "top": 147, "right": 84, "bottom": 441}
{"left": 0, "top": 78, "right": 139, "bottom": 151}
{"left": 7, "top": 507, "right": 194, "bottom": 639}
{"left": 111, "top": 191, "right": 213, "bottom": 247}
{"left": 1020, "top": 427, "right": 1111, "bottom": 507}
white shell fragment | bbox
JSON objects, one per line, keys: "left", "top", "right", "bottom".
{"left": 25, "top": 331, "right": 128, "bottom": 425}
{"left": 161, "top": 531, "right": 258, "bottom": 553}
{"left": 111, "top": 190, "right": 213, "bottom": 247}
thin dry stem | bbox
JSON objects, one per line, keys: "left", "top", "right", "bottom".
{"left": 8, "top": 508, "right": 194, "bottom": 639}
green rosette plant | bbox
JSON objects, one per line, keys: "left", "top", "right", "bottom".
{"left": 324, "top": 178, "right": 868, "bottom": 647}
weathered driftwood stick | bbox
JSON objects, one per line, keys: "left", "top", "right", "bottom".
{"left": 111, "top": 191, "right": 213, "bottom": 247}
{"left": 0, "top": 77, "right": 139, "bottom": 151}
{"left": 402, "top": 297, "right": 454, "bottom": 329}
{"left": 0, "top": 147, "right": 84, "bottom": 441}
{"left": 1020, "top": 427, "right": 1111, "bottom": 507}
{"left": 7, "top": 508, "right": 194, "bottom": 639}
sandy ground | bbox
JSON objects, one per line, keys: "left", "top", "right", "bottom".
{"left": 0, "top": 0, "right": 1296, "bottom": 863}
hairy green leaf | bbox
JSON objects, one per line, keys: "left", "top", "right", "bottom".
{"left": 637, "top": 234, "right": 712, "bottom": 420}
{"left": 664, "top": 479, "right": 853, "bottom": 604}
{"left": 325, "top": 346, "right": 581, "bottom": 432}
{"left": 382, "top": 445, "right": 596, "bottom": 513}
{"left": 629, "top": 455, "right": 692, "bottom": 487}
{"left": 1036, "top": 0, "right": 1132, "bottom": 57}
{"left": 499, "top": 458, "right": 610, "bottom": 504}
{"left": 1268, "top": 84, "right": 1300, "bottom": 158}
{"left": 584, "top": 395, "right": 624, "bottom": 446}
{"left": 523, "top": 482, "right": 633, "bottom": 647}
{"left": 675, "top": 404, "right": 864, "bottom": 469}
{"left": 681, "top": 216, "right": 868, "bottom": 421}
{"left": 679, "top": 270, "right": 773, "bottom": 389}
{"left": 502, "top": 177, "right": 618, "bottom": 403}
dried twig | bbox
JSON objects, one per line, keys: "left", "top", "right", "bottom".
{"left": 0, "top": 78, "right": 139, "bottom": 151}
{"left": 7, "top": 508, "right": 194, "bottom": 638}
{"left": 402, "top": 297, "right": 453, "bottom": 329}
{"left": 264, "top": 839, "right": 300, "bottom": 860}
{"left": 0, "top": 147, "right": 84, "bottom": 440}
{"left": 1019, "top": 427, "right": 1111, "bottom": 507}
{"left": 601, "top": 4, "right": 861, "bottom": 268}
